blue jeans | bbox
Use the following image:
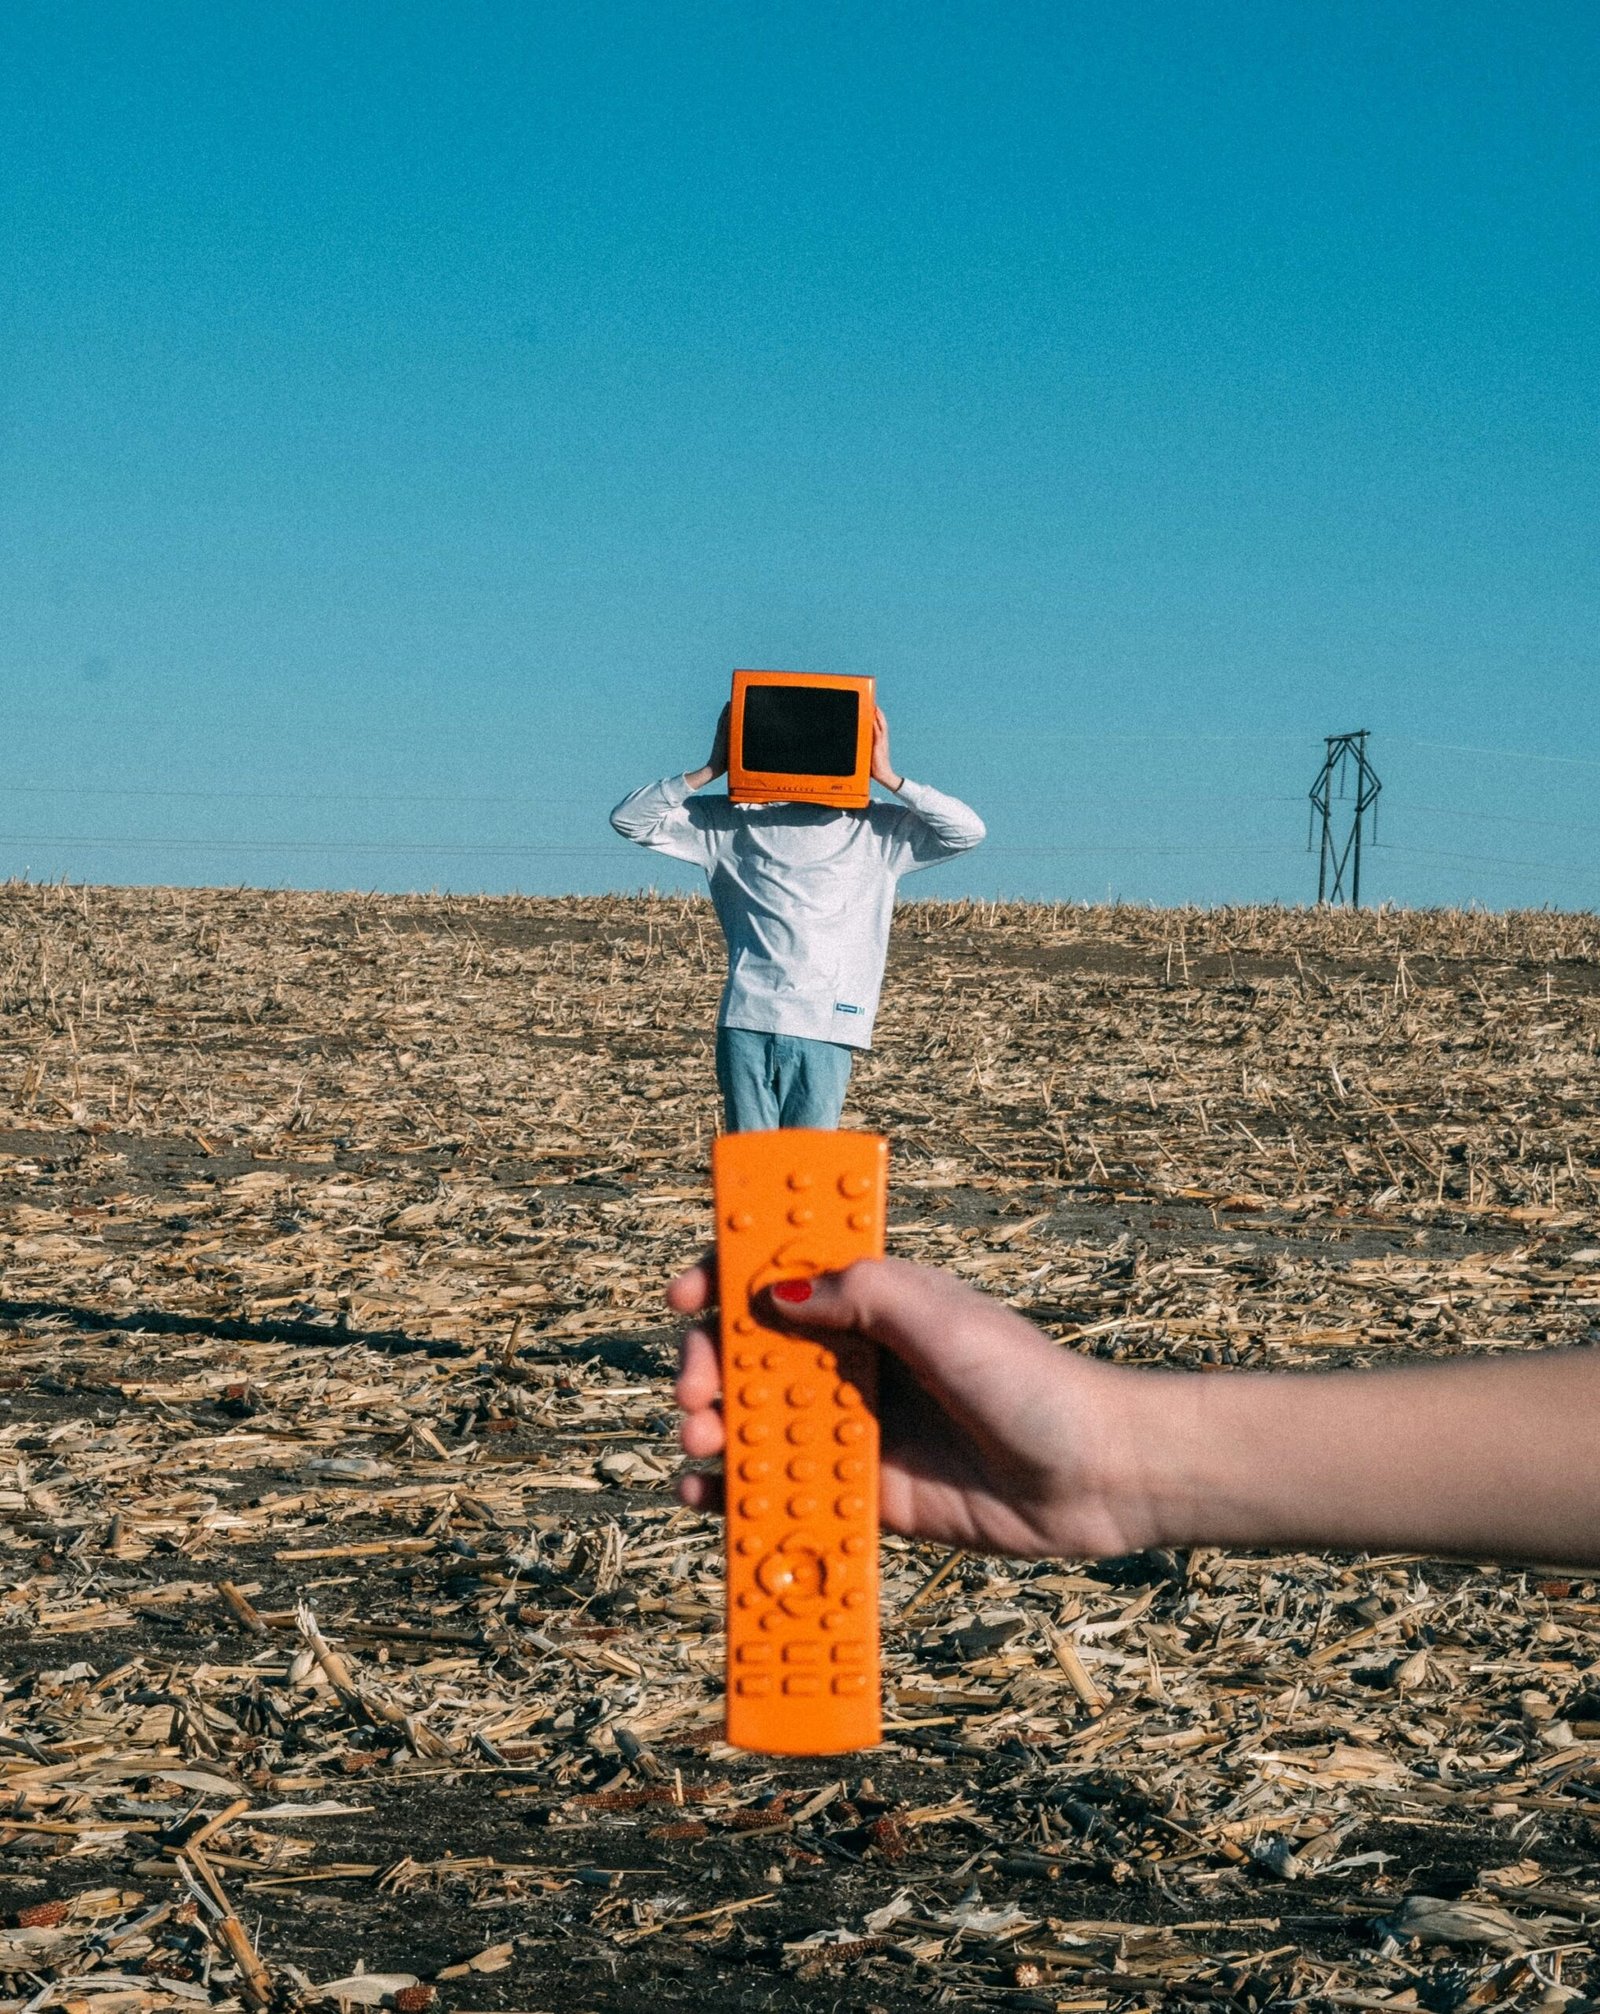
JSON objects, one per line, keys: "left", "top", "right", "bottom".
{"left": 716, "top": 1027, "right": 855, "bottom": 1132}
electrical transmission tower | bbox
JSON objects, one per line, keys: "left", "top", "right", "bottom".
{"left": 1308, "top": 730, "right": 1382, "bottom": 906}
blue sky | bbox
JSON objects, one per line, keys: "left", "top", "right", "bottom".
{"left": 3, "top": 1, "right": 1598, "bottom": 907}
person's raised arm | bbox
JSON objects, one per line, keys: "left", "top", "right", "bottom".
{"left": 608, "top": 706, "right": 730, "bottom": 862}
{"left": 869, "top": 708, "right": 985, "bottom": 868}
{"left": 671, "top": 1256, "right": 1600, "bottom": 1566}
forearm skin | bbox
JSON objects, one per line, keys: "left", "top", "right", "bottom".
{"left": 1124, "top": 1349, "right": 1600, "bottom": 1564}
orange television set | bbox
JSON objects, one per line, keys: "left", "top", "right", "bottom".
{"left": 728, "top": 670, "right": 875, "bottom": 810}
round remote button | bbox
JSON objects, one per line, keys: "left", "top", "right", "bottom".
{"left": 761, "top": 1348, "right": 785, "bottom": 1370}
{"left": 836, "top": 1493, "right": 866, "bottom": 1519}
{"left": 786, "top": 1381, "right": 818, "bottom": 1408}
{"left": 737, "top": 1457, "right": 772, "bottom": 1482}
{"left": 842, "top": 1588, "right": 868, "bottom": 1609}
{"left": 736, "top": 1589, "right": 760, "bottom": 1608}
{"left": 737, "top": 1534, "right": 761, "bottom": 1555}
{"left": 787, "top": 1170, "right": 815, "bottom": 1191}
{"left": 740, "top": 1382, "right": 773, "bottom": 1408}
{"left": 813, "top": 1348, "right": 836, "bottom": 1373}
{"left": 820, "top": 1609, "right": 849, "bottom": 1632}
{"left": 834, "top": 1381, "right": 864, "bottom": 1409}
{"left": 738, "top": 1493, "right": 770, "bottom": 1519}
{"left": 847, "top": 1210, "right": 875, "bottom": 1232}
{"left": 726, "top": 1209, "right": 755, "bottom": 1231}
{"left": 834, "top": 1418, "right": 866, "bottom": 1445}
{"left": 760, "top": 1609, "right": 784, "bottom": 1631}
{"left": 733, "top": 1314, "right": 756, "bottom": 1334}
{"left": 787, "top": 1417, "right": 822, "bottom": 1445}
{"left": 787, "top": 1206, "right": 814, "bottom": 1227}
{"left": 732, "top": 1351, "right": 758, "bottom": 1371}
{"left": 834, "top": 1456, "right": 865, "bottom": 1482}
{"left": 840, "top": 1534, "right": 868, "bottom": 1556}
{"left": 739, "top": 1421, "right": 772, "bottom": 1445}
{"left": 787, "top": 1493, "right": 818, "bottom": 1518}
{"left": 838, "top": 1172, "right": 872, "bottom": 1197}
{"left": 786, "top": 1456, "right": 818, "bottom": 1482}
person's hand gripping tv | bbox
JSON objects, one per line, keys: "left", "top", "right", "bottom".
{"left": 671, "top": 1254, "right": 1600, "bottom": 1567}
{"left": 869, "top": 706, "right": 904, "bottom": 793}
{"left": 684, "top": 703, "right": 731, "bottom": 792}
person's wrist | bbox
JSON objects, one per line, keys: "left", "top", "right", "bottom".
{"left": 1059, "top": 1361, "right": 1210, "bottom": 1558}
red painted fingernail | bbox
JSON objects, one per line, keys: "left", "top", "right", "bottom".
{"left": 771, "top": 1279, "right": 813, "bottom": 1304}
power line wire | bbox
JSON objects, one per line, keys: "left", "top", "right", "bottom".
{"left": 0, "top": 833, "right": 621, "bottom": 857}
{"left": 1390, "top": 737, "right": 1600, "bottom": 772}
{"left": 0, "top": 832, "right": 1307, "bottom": 862}
{"left": 1373, "top": 842, "right": 1599, "bottom": 877}
{"left": 0, "top": 780, "right": 585, "bottom": 808}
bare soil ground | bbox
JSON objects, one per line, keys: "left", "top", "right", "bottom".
{"left": 0, "top": 883, "right": 1597, "bottom": 2014}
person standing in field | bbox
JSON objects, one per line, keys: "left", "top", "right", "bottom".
{"left": 610, "top": 700, "right": 985, "bottom": 1131}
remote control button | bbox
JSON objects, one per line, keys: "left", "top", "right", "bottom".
{"left": 761, "top": 1348, "right": 786, "bottom": 1370}
{"left": 733, "top": 1314, "right": 756, "bottom": 1334}
{"left": 787, "top": 1170, "right": 815, "bottom": 1191}
{"left": 782, "top": 1642, "right": 822, "bottom": 1666}
{"left": 835, "top": 1493, "right": 866, "bottom": 1519}
{"left": 738, "top": 1457, "right": 772, "bottom": 1482}
{"left": 841, "top": 1534, "right": 869, "bottom": 1557}
{"left": 739, "top": 1421, "right": 772, "bottom": 1445}
{"left": 813, "top": 1347, "right": 836, "bottom": 1373}
{"left": 760, "top": 1610, "right": 784, "bottom": 1632}
{"left": 831, "top": 1641, "right": 868, "bottom": 1666}
{"left": 757, "top": 1545, "right": 825, "bottom": 1598}
{"left": 726, "top": 1209, "right": 755, "bottom": 1231}
{"left": 847, "top": 1210, "right": 875, "bottom": 1232}
{"left": 736, "top": 1534, "right": 761, "bottom": 1556}
{"left": 841, "top": 1589, "right": 868, "bottom": 1610}
{"left": 787, "top": 1205, "right": 814, "bottom": 1226}
{"left": 838, "top": 1172, "right": 872, "bottom": 1197}
{"left": 834, "top": 1381, "right": 864, "bottom": 1409}
{"left": 831, "top": 1673, "right": 869, "bottom": 1696}
{"left": 787, "top": 1494, "right": 818, "bottom": 1519}
{"left": 736, "top": 1643, "right": 773, "bottom": 1665}
{"left": 735, "top": 1675, "right": 774, "bottom": 1697}
{"left": 834, "top": 1456, "right": 865, "bottom": 1482}
{"left": 786, "top": 1456, "right": 819, "bottom": 1482}
{"left": 738, "top": 1493, "right": 770, "bottom": 1519}
{"left": 782, "top": 1674, "right": 823, "bottom": 1698}
{"left": 732, "top": 1351, "right": 759, "bottom": 1371}
{"left": 787, "top": 1381, "right": 819, "bottom": 1407}
{"left": 740, "top": 1382, "right": 773, "bottom": 1408}
{"left": 834, "top": 1419, "right": 866, "bottom": 1445}
{"left": 736, "top": 1590, "right": 761, "bottom": 1608}
{"left": 787, "top": 1417, "right": 823, "bottom": 1445}
{"left": 820, "top": 1609, "right": 850, "bottom": 1632}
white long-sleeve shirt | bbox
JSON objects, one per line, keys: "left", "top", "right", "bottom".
{"left": 609, "top": 775, "right": 986, "bottom": 1048}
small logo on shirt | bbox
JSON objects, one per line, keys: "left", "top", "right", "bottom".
{"left": 834, "top": 1001, "right": 863, "bottom": 1015}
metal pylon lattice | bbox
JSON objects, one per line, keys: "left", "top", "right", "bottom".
{"left": 1308, "top": 730, "right": 1382, "bottom": 906}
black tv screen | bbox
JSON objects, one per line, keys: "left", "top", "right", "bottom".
{"left": 741, "top": 684, "right": 861, "bottom": 777}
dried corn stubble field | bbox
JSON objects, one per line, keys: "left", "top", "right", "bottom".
{"left": 0, "top": 881, "right": 1598, "bottom": 2014}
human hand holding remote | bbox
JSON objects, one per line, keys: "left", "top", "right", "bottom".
{"left": 672, "top": 1254, "right": 1600, "bottom": 1566}
{"left": 670, "top": 1254, "right": 1173, "bottom": 1559}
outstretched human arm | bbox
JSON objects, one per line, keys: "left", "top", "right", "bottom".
{"left": 608, "top": 707, "right": 730, "bottom": 864}
{"left": 869, "top": 708, "right": 985, "bottom": 868}
{"left": 671, "top": 1257, "right": 1600, "bottom": 1565}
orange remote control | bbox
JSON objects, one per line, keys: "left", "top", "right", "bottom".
{"left": 713, "top": 1128, "right": 888, "bottom": 1754}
